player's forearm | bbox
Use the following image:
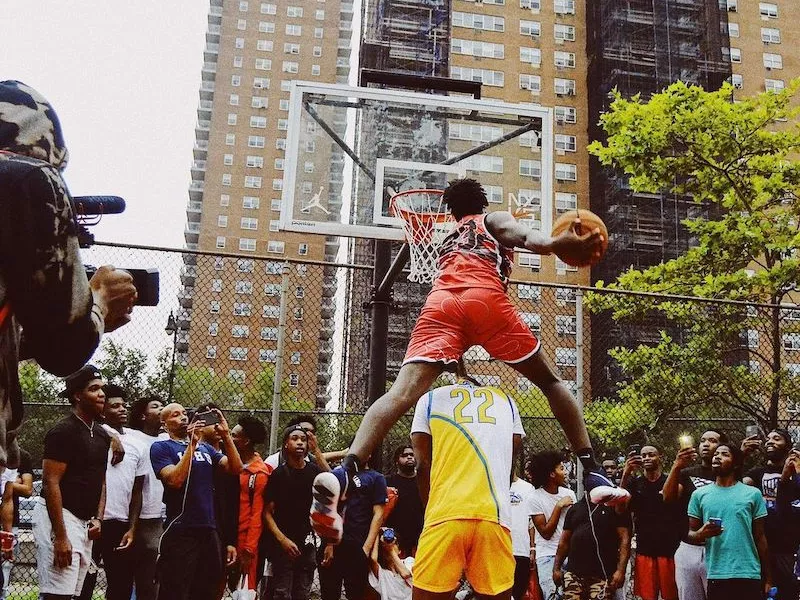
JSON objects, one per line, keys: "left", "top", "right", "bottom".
{"left": 539, "top": 509, "right": 563, "bottom": 539}
{"left": 523, "top": 230, "right": 555, "bottom": 255}
{"left": 616, "top": 527, "right": 631, "bottom": 574}
{"left": 161, "top": 443, "right": 195, "bottom": 488}
{"left": 127, "top": 477, "right": 144, "bottom": 532}
{"left": 43, "top": 483, "right": 68, "bottom": 540}
{"left": 364, "top": 507, "right": 384, "bottom": 553}
{"left": 662, "top": 467, "right": 682, "bottom": 503}
{"left": 222, "top": 434, "right": 243, "bottom": 474}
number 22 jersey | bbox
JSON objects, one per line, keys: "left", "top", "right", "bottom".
{"left": 411, "top": 382, "right": 525, "bottom": 530}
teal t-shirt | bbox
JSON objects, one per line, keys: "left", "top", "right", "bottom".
{"left": 687, "top": 481, "right": 767, "bottom": 580}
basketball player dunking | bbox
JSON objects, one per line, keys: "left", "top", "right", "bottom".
{"left": 311, "top": 178, "right": 624, "bottom": 543}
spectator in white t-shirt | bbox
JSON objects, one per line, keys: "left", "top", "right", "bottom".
{"left": 368, "top": 528, "right": 414, "bottom": 600}
{"left": 99, "top": 385, "right": 149, "bottom": 600}
{"left": 510, "top": 459, "right": 537, "bottom": 600}
{"left": 529, "top": 450, "right": 576, "bottom": 600}
{"left": 126, "top": 395, "right": 166, "bottom": 600}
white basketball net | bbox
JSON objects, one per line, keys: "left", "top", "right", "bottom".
{"left": 390, "top": 190, "right": 454, "bottom": 283}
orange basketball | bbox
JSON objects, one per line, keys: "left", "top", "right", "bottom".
{"left": 550, "top": 209, "right": 608, "bottom": 267}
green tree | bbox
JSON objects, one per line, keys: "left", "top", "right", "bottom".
{"left": 18, "top": 362, "right": 62, "bottom": 404}
{"left": 244, "top": 365, "right": 309, "bottom": 411}
{"left": 585, "top": 80, "right": 800, "bottom": 444}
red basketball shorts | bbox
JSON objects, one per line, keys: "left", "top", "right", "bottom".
{"left": 403, "top": 287, "right": 540, "bottom": 366}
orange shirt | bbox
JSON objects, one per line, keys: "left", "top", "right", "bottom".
{"left": 237, "top": 455, "right": 272, "bottom": 555}
{"left": 433, "top": 213, "right": 514, "bottom": 293}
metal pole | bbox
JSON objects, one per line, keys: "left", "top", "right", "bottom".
{"left": 269, "top": 261, "right": 291, "bottom": 453}
{"left": 366, "top": 240, "right": 392, "bottom": 472}
{"left": 575, "top": 289, "right": 585, "bottom": 497}
{"left": 168, "top": 329, "right": 177, "bottom": 402}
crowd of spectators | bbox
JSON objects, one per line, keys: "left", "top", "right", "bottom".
{"left": 8, "top": 365, "right": 800, "bottom": 600}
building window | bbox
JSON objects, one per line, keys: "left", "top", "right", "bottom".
{"left": 730, "top": 48, "right": 742, "bottom": 63}
{"left": 244, "top": 176, "right": 262, "bottom": 189}
{"left": 268, "top": 241, "right": 285, "bottom": 254}
{"left": 316, "top": 9, "right": 325, "bottom": 19}
{"left": 264, "top": 283, "right": 280, "bottom": 296}
{"left": 761, "top": 27, "right": 780, "bottom": 43}
{"left": 286, "top": 24, "right": 302, "bottom": 36}
{"left": 241, "top": 217, "right": 259, "bottom": 230}
{"left": 554, "top": 24, "right": 575, "bottom": 41}
{"left": 284, "top": 43, "right": 300, "bottom": 54}
{"left": 759, "top": 2, "right": 777, "bottom": 18}
{"left": 248, "top": 136, "right": 265, "bottom": 148}
{"left": 273, "top": 179, "right": 283, "bottom": 190}
{"left": 555, "top": 134, "right": 577, "bottom": 152}
{"left": 521, "top": 313, "right": 542, "bottom": 332}
{"left": 556, "top": 192, "right": 578, "bottom": 213}
{"left": 449, "top": 66, "right": 504, "bottom": 87}
{"left": 229, "top": 94, "right": 240, "bottom": 106}
{"left": 274, "top": 158, "right": 285, "bottom": 170}
{"left": 250, "top": 116, "right": 267, "bottom": 128}
{"left": 233, "top": 56, "right": 244, "bottom": 69}
{"left": 221, "top": 174, "right": 232, "bottom": 186}
{"left": 520, "top": 0, "right": 540, "bottom": 10}
{"left": 554, "top": 51, "right": 576, "bottom": 68}
{"left": 214, "top": 258, "right": 225, "bottom": 272}
{"left": 291, "top": 352, "right": 301, "bottom": 365}
{"left": 451, "top": 39, "right": 505, "bottom": 59}
{"left": 311, "top": 65, "right": 321, "bottom": 76}
{"left": 259, "top": 349, "right": 277, "bottom": 362}
{"left": 263, "top": 305, "right": 280, "bottom": 319}
{"left": 556, "top": 315, "right": 577, "bottom": 336}
{"left": 295, "top": 286, "right": 305, "bottom": 299}
{"left": 246, "top": 156, "right": 263, "bottom": 168}
{"left": 253, "top": 77, "right": 270, "bottom": 89}
{"left": 556, "top": 287, "right": 577, "bottom": 304}
{"left": 243, "top": 196, "right": 260, "bottom": 210}
{"left": 518, "top": 284, "right": 542, "bottom": 301}
{"left": 282, "top": 61, "right": 300, "bottom": 73}
{"left": 516, "top": 189, "right": 541, "bottom": 207}
{"left": 280, "top": 99, "right": 290, "bottom": 111}
{"left": 259, "top": 21, "right": 275, "bottom": 33}
{"left": 520, "top": 132, "right": 539, "bottom": 148}
{"left": 231, "top": 325, "right": 250, "bottom": 338}
{"left": 298, "top": 243, "right": 309, "bottom": 255}
{"left": 210, "top": 300, "right": 221, "bottom": 314}
{"left": 555, "top": 347, "right": 577, "bottom": 367}
{"left": 220, "top": 194, "right": 230, "bottom": 207}
{"left": 223, "top": 154, "right": 234, "bottom": 166}
{"left": 314, "top": 27, "right": 324, "bottom": 38}
{"left": 235, "top": 37, "right": 245, "bottom": 49}
{"left": 765, "top": 78, "right": 785, "bottom": 92}
{"left": 229, "top": 348, "right": 248, "bottom": 362}
{"left": 278, "top": 119, "right": 289, "bottom": 130}
{"left": 784, "top": 333, "right": 800, "bottom": 350}
{"left": 763, "top": 53, "right": 783, "bottom": 69}
{"left": 520, "top": 47, "right": 542, "bottom": 66}
{"left": 519, "top": 74, "right": 541, "bottom": 92}
{"left": 555, "top": 257, "right": 578, "bottom": 272}
{"left": 270, "top": 220, "right": 280, "bottom": 232}
{"left": 293, "top": 308, "right": 304, "bottom": 321}
{"left": 287, "top": 5, "right": 303, "bottom": 16}
{"left": 233, "top": 303, "right": 252, "bottom": 316}
{"left": 252, "top": 96, "right": 268, "bottom": 109}
{"left": 261, "top": 2, "right": 277, "bottom": 13}
{"left": 731, "top": 73, "right": 744, "bottom": 88}
{"left": 261, "top": 327, "right": 278, "bottom": 341}
{"left": 237, "top": 19, "right": 247, "bottom": 30}
{"left": 206, "top": 345, "right": 217, "bottom": 359}
{"left": 554, "top": 0, "right": 575, "bottom": 14}
{"left": 292, "top": 329, "right": 302, "bottom": 342}
{"left": 289, "top": 374, "right": 299, "bottom": 387}
{"left": 519, "top": 20, "right": 541, "bottom": 37}
{"left": 519, "top": 159, "right": 542, "bottom": 179}
{"left": 208, "top": 322, "right": 219, "bottom": 336}
{"left": 257, "top": 40, "right": 273, "bottom": 51}
{"left": 313, "top": 46, "right": 323, "bottom": 57}
{"left": 217, "top": 215, "right": 228, "bottom": 228}
{"left": 255, "top": 58, "right": 272, "bottom": 71}
{"left": 484, "top": 185, "right": 503, "bottom": 204}
{"left": 225, "top": 133, "right": 236, "bottom": 146}
{"left": 237, "top": 259, "right": 254, "bottom": 273}
{"left": 211, "top": 279, "right": 223, "bottom": 292}
{"left": 235, "top": 281, "right": 254, "bottom": 295}
{"left": 231, "top": 75, "right": 241, "bottom": 87}
{"left": 728, "top": 22, "right": 739, "bottom": 37}
{"left": 555, "top": 163, "right": 577, "bottom": 181}
{"left": 554, "top": 78, "right": 576, "bottom": 96}
{"left": 216, "top": 236, "right": 226, "bottom": 249}
{"left": 452, "top": 11, "right": 505, "bottom": 32}
{"left": 519, "top": 253, "right": 541, "bottom": 270}
{"left": 271, "top": 198, "right": 281, "bottom": 211}
{"left": 239, "top": 238, "right": 257, "bottom": 252}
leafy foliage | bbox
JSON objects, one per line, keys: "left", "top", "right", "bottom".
{"left": 585, "top": 81, "right": 800, "bottom": 445}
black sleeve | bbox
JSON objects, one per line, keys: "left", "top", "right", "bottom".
{"left": 563, "top": 503, "right": 577, "bottom": 531}
{"left": 1, "top": 166, "right": 99, "bottom": 376}
{"left": 615, "top": 508, "right": 633, "bottom": 529}
{"left": 264, "top": 467, "right": 282, "bottom": 503}
{"left": 18, "top": 450, "right": 33, "bottom": 476}
{"left": 43, "top": 425, "right": 74, "bottom": 464}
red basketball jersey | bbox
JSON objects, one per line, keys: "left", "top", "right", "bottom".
{"left": 433, "top": 214, "right": 514, "bottom": 292}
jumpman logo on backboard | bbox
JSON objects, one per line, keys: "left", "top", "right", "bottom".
{"left": 301, "top": 186, "right": 330, "bottom": 214}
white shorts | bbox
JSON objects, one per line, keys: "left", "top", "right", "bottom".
{"left": 32, "top": 499, "right": 94, "bottom": 596}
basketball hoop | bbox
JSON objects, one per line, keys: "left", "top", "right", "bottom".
{"left": 390, "top": 189, "right": 454, "bottom": 283}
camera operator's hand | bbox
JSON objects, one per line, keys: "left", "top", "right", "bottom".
{"left": 89, "top": 266, "right": 137, "bottom": 332}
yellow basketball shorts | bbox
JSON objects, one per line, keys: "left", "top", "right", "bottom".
{"left": 413, "top": 519, "right": 515, "bottom": 595}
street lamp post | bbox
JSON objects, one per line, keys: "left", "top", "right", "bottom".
{"left": 165, "top": 311, "right": 178, "bottom": 401}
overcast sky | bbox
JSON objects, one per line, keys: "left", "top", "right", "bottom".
{"left": 4, "top": 2, "right": 210, "bottom": 361}
{"left": 4, "top": 1, "right": 209, "bottom": 248}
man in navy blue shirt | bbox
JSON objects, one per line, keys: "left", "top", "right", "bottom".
{"left": 150, "top": 403, "right": 242, "bottom": 600}
{"left": 318, "top": 455, "right": 387, "bottom": 600}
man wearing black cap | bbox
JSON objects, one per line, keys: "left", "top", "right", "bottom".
{"left": 0, "top": 80, "right": 137, "bottom": 472}
{"left": 743, "top": 428, "right": 800, "bottom": 600}
{"left": 33, "top": 365, "right": 110, "bottom": 600}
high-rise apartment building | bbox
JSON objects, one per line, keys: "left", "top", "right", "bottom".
{"left": 180, "top": 0, "right": 354, "bottom": 409}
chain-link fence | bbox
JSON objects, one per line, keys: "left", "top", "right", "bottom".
{"left": 11, "top": 241, "right": 800, "bottom": 598}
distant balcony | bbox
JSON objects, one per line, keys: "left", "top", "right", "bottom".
{"left": 184, "top": 222, "right": 200, "bottom": 244}
{"left": 191, "top": 160, "right": 206, "bottom": 180}
{"left": 178, "top": 287, "right": 195, "bottom": 308}
{"left": 200, "top": 81, "right": 215, "bottom": 101}
{"left": 180, "top": 265, "right": 197, "bottom": 285}
{"left": 202, "top": 62, "right": 217, "bottom": 81}
{"left": 177, "top": 309, "right": 192, "bottom": 328}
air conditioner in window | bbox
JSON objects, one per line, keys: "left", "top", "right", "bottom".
{"left": 734, "top": 81, "right": 743, "bottom": 89}
{"left": 727, "top": 5, "right": 736, "bottom": 11}
{"left": 556, "top": 116, "right": 566, "bottom": 125}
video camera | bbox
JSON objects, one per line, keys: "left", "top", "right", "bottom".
{"left": 74, "top": 195, "right": 159, "bottom": 306}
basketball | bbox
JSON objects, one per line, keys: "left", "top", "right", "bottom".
{"left": 550, "top": 209, "right": 608, "bottom": 267}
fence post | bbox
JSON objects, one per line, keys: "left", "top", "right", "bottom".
{"left": 269, "top": 261, "right": 291, "bottom": 453}
{"left": 575, "top": 288, "right": 585, "bottom": 497}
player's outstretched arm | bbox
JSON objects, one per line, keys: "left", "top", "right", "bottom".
{"left": 486, "top": 211, "right": 603, "bottom": 260}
